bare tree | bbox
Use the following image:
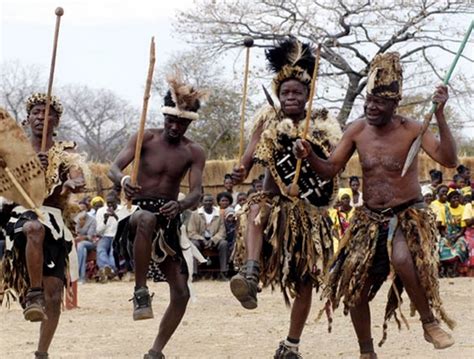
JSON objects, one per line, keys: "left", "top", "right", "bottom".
{"left": 0, "top": 60, "right": 44, "bottom": 122}
{"left": 153, "top": 50, "right": 258, "bottom": 159}
{"left": 174, "top": 0, "right": 473, "bottom": 126}
{"left": 59, "top": 85, "right": 140, "bottom": 162}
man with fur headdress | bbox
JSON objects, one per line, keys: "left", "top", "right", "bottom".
{"left": 109, "top": 73, "right": 207, "bottom": 359}
{"left": 1, "top": 94, "right": 87, "bottom": 359}
{"left": 230, "top": 37, "right": 342, "bottom": 358}
{"left": 294, "top": 52, "right": 457, "bottom": 358}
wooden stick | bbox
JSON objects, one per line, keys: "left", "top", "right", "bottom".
{"left": 238, "top": 37, "right": 254, "bottom": 164}
{"left": 4, "top": 167, "right": 44, "bottom": 220}
{"left": 288, "top": 44, "right": 322, "bottom": 197}
{"left": 401, "top": 20, "right": 473, "bottom": 177}
{"left": 128, "top": 37, "right": 156, "bottom": 209}
{"left": 41, "top": 7, "right": 64, "bottom": 152}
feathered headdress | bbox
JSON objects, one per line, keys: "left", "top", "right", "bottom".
{"left": 265, "top": 37, "right": 316, "bottom": 95}
{"left": 366, "top": 52, "right": 403, "bottom": 100}
{"left": 161, "top": 71, "right": 209, "bottom": 121}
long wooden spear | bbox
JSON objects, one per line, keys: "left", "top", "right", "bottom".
{"left": 237, "top": 37, "right": 254, "bottom": 164}
{"left": 128, "top": 37, "right": 156, "bottom": 209}
{"left": 401, "top": 20, "right": 473, "bottom": 177}
{"left": 287, "top": 44, "right": 322, "bottom": 197}
{"left": 41, "top": 7, "right": 64, "bottom": 152}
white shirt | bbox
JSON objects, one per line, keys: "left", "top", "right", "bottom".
{"left": 95, "top": 205, "right": 122, "bottom": 237}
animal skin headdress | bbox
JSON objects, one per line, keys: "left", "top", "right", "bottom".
{"left": 26, "top": 93, "right": 64, "bottom": 118}
{"left": 366, "top": 52, "right": 403, "bottom": 100}
{"left": 161, "top": 71, "right": 209, "bottom": 121}
{"left": 265, "top": 37, "right": 316, "bottom": 95}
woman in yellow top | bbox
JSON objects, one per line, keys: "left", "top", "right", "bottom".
{"left": 438, "top": 190, "right": 468, "bottom": 277}
{"left": 461, "top": 188, "right": 473, "bottom": 275}
{"left": 330, "top": 188, "right": 354, "bottom": 252}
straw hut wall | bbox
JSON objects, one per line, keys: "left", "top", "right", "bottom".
{"left": 84, "top": 155, "right": 473, "bottom": 199}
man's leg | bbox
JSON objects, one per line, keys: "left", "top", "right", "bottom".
{"left": 349, "top": 277, "right": 377, "bottom": 358}
{"left": 23, "top": 220, "right": 46, "bottom": 321}
{"left": 190, "top": 239, "right": 204, "bottom": 277}
{"left": 76, "top": 241, "right": 87, "bottom": 283}
{"left": 274, "top": 280, "right": 312, "bottom": 358}
{"left": 36, "top": 276, "right": 63, "bottom": 357}
{"left": 146, "top": 257, "right": 190, "bottom": 358}
{"left": 391, "top": 229, "right": 454, "bottom": 349}
{"left": 130, "top": 211, "right": 157, "bottom": 320}
{"left": 217, "top": 239, "right": 229, "bottom": 280}
{"left": 230, "top": 203, "right": 268, "bottom": 309}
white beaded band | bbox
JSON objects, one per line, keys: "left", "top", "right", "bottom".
{"left": 120, "top": 175, "right": 131, "bottom": 187}
{"left": 161, "top": 106, "right": 199, "bottom": 121}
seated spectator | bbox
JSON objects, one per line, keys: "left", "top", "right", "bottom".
{"left": 216, "top": 191, "right": 233, "bottom": 218}
{"left": 234, "top": 192, "right": 248, "bottom": 213}
{"left": 74, "top": 209, "right": 97, "bottom": 284}
{"left": 251, "top": 177, "right": 263, "bottom": 192}
{"left": 449, "top": 173, "right": 467, "bottom": 191}
{"left": 187, "top": 194, "right": 228, "bottom": 281}
{"left": 422, "top": 169, "right": 443, "bottom": 194}
{"left": 348, "top": 176, "right": 363, "bottom": 207}
{"left": 462, "top": 194, "right": 474, "bottom": 276}
{"left": 422, "top": 186, "right": 434, "bottom": 206}
{"left": 438, "top": 190, "right": 468, "bottom": 277}
{"left": 431, "top": 184, "right": 449, "bottom": 224}
{"left": 95, "top": 191, "right": 121, "bottom": 282}
{"left": 224, "top": 173, "right": 238, "bottom": 204}
{"left": 224, "top": 207, "right": 237, "bottom": 256}
{"left": 89, "top": 196, "right": 105, "bottom": 217}
{"left": 457, "top": 164, "right": 473, "bottom": 189}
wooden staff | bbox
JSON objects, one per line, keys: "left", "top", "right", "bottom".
{"left": 4, "top": 167, "right": 44, "bottom": 220}
{"left": 237, "top": 37, "right": 254, "bottom": 164}
{"left": 41, "top": 7, "right": 64, "bottom": 152}
{"left": 128, "top": 37, "right": 156, "bottom": 209}
{"left": 401, "top": 20, "right": 473, "bottom": 177}
{"left": 287, "top": 44, "right": 322, "bottom": 197}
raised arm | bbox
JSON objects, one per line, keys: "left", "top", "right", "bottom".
{"left": 294, "top": 122, "right": 359, "bottom": 179}
{"left": 421, "top": 85, "right": 458, "bottom": 168}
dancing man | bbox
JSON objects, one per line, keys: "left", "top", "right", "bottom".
{"left": 230, "top": 37, "right": 342, "bottom": 358}
{"left": 294, "top": 53, "right": 456, "bottom": 358}
{"left": 109, "top": 74, "right": 207, "bottom": 359}
{"left": 1, "top": 94, "right": 87, "bottom": 359}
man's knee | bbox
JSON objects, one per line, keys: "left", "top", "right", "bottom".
{"left": 23, "top": 220, "right": 45, "bottom": 242}
{"left": 134, "top": 211, "right": 156, "bottom": 232}
{"left": 392, "top": 250, "right": 413, "bottom": 273}
{"left": 44, "top": 281, "right": 63, "bottom": 308}
{"left": 170, "top": 287, "right": 190, "bottom": 306}
{"left": 217, "top": 240, "right": 228, "bottom": 251}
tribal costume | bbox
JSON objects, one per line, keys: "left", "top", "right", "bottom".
{"left": 2, "top": 140, "right": 86, "bottom": 306}
{"left": 323, "top": 201, "right": 456, "bottom": 345}
{"left": 234, "top": 104, "right": 341, "bottom": 304}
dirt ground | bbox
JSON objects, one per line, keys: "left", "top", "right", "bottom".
{"left": 1, "top": 277, "right": 473, "bottom": 358}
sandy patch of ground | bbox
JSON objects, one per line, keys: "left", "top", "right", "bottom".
{"left": 1, "top": 277, "right": 473, "bottom": 358}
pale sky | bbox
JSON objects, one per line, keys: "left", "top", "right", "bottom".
{"left": 0, "top": 0, "right": 194, "bottom": 107}
{"left": 1, "top": 0, "right": 473, "bottom": 138}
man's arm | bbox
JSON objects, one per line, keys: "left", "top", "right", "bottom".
{"left": 421, "top": 85, "right": 458, "bottom": 168}
{"left": 180, "top": 144, "right": 206, "bottom": 212}
{"left": 294, "top": 122, "right": 359, "bottom": 179}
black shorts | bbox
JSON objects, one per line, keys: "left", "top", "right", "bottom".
{"left": 369, "top": 221, "right": 390, "bottom": 280}
{"left": 6, "top": 211, "right": 69, "bottom": 281}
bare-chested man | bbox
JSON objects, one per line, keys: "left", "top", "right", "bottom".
{"left": 1, "top": 93, "right": 86, "bottom": 359}
{"left": 294, "top": 53, "right": 456, "bottom": 358}
{"left": 109, "top": 75, "right": 206, "bottom": 359}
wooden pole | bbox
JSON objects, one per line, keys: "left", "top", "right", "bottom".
{"left": 238, "top": 37, "right": 254, "bottom": 164}
{"left": 401, "top": 20, "right": 473, "bottom": 177}
{"left": 287, "top": 44, "right": 322, "bottom": 197}
{"left": 4, "top": 167, "right": 44, "bottom": 220}
{"left": 128, "top": 37, "right": 156, "bottom": 209}
{"left": 41, "top": 7, "right": 64, "bottom": 152}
